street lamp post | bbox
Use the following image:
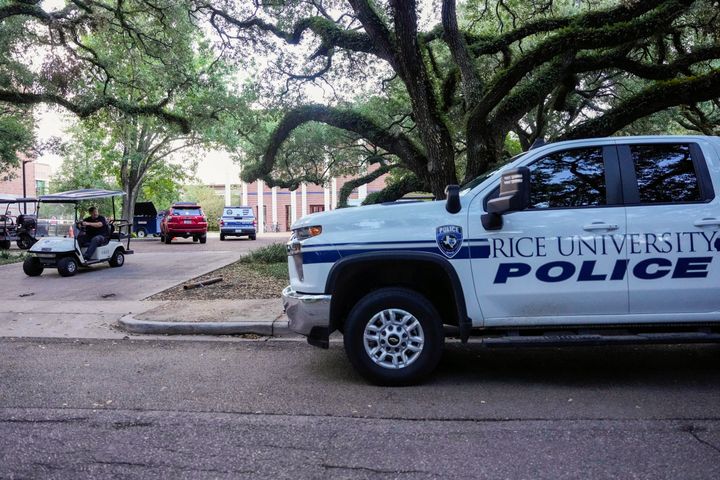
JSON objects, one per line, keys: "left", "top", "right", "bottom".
{"left": 21, "top": 159, "right": 32, "bottom": 214}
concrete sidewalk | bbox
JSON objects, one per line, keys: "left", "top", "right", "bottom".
{"left": 0, "top": 299, "right": 292, "bottom": 340}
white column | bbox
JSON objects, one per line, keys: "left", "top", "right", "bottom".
{"left": 331, "top": 178, "right": 338, "bottom": 210}
{"left": 224, "top": 183, "right": 231, "bottom": 206}
{"left": 241, "top": 181, "right": 248, "bottom": 206}
{"left": 359, "top": 183, "right": 368, "bottom": 202}
{"left": 290, "top": 189, "right": 297, "bottom": 225}
{"left": 301, "top": 183, "right": 308, "bottom": 217}
{"left": 324, "top": 184, "right": 330, "bottom": 212}
{"left": 257, "top": 180, "right": 265, "bottom": 234}
{"left": 271, "top": 187, "right": 278, "bottom": 231}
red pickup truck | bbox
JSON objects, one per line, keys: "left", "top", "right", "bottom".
{"left": 160, "top": 203, "right": 208, "bottom": 244}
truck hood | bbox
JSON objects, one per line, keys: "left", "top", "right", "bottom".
{"left": 293, "top": 199, "right": 466, "bottom": 248}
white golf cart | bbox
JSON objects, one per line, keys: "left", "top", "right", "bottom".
{"left": 23, "top": 189, "right": 133, "bottom": 277}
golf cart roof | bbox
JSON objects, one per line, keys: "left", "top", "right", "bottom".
{"left": 0, "top": 195, "right": 36, "bottom": 204}
{"left": 39, "top": 189, "right": 125, "bottom": 203}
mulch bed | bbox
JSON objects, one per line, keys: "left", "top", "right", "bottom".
{"left": 146, "top": 261, "right": 287, "bottom": 301}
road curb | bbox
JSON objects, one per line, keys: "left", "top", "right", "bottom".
{"left": 117, "top": 314, "right": 291, "bottom": 337}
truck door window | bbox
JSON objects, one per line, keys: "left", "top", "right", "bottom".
{"left": 630, "top": 144, "right": 702, "bottom": 203}
{"left": 529, "top": 147, "right": 606, "bottom": 209}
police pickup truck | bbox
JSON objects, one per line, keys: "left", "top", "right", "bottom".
{"left": 282, "top": 136, "right": 720, "bottom": 385}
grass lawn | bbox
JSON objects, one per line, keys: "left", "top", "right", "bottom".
{"left": 0, "top": 251, "right": 26, "bottom": 266}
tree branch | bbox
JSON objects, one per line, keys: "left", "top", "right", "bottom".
{"left": 338, "top": 161, "right": 398, "bottom": 208}
{"left": 562, "top": 69, "right": 720, "bottom": 139}
{"left": 243, "top": 104, "right": 429, "bottom": 186}
{"left": 0, "top": 89, "right": 191, "bottom": 133}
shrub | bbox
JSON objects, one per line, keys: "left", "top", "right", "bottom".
{"left": 239, "top": 243, "right": 286, "bottom": 264}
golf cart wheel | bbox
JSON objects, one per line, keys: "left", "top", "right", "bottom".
{"left": 109, "top": 249, "right": 125, "bottom": 268}
{"left": 199, "top": 235, "right": 207, "bottom": 244}
{"left": 193, "top": 236, "right": 199, "bottom": 243}
{"left": 0, "top": 240, "right": 10, "bottom": 250}
{"left": 57, "top": 257, "right": 78, "bottom": 277}
{"left": 220, "top": 233, "right": 225, "bottom": 241}
{"left": 17, "top": 235, "right": 35, "bottom": 250}
{"left": 136, "top": 228, "right": 147, "bottom": 239}
{"left": 343, "top": 288, "right": 444, "bottom": 386}
{"left": 249, "top": 234, "right": 256, "bottom": 241}
{"left": 23, "top": 257, "right": 44, "bottom": 277}
{"left": 164, "top": 235, "right": 172, "bottom": 244}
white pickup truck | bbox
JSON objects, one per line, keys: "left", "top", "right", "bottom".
{"left": 283, "top": 136, "right": 720, "bottom": 385}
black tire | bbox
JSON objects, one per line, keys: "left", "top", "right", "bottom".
{"left": 164, "top": 235, "right": 172, "bottom": 244}
{"left": 343, "top": 287, "right": 444, "bottom": 386}
{"left": 0, "top": 240, "right": 10, "bottom": 250}
{"left": 136, "top": 228, "right": 147, "bottom": 239}
{"left": 193, "top": 236, "right": 199, "bottom": 242}
{"left": 16, "top": 235, "right": 35, "bottom": 250}
{"left": 57, "top": 257, "right": 78, "bottom": 277}
{"left": 219, "top": 234, "right": 225, "bottom": 241}
{"left": 249, "top": 234, "right": 256, "bottom": 240}
{"left": 109, "top": 249, "right": 125, "bottom": 267}
{"left": 22, "top": 256, "right": 43, "bottom": 277}
{"left": 199, "top": 234, "right": 207, "bottom": 244}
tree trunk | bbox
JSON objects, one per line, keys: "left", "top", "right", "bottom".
{"left": 121, "top": 178, "right": 141, "bottom": 224}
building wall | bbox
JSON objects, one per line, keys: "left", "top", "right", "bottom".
{"left": 0, "top": 158, "right": 36, "bottom": 197}
{"left": 222, "top": 166, "right": 390, "bottom": 233}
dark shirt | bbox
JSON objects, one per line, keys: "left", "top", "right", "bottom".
{"left": 84, "top": 215, "right": 109, "bottom": 238}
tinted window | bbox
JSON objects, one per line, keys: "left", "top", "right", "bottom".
{"left": 173, "top": 208, "right": 202, "bottom": 216}
{"left": 224, "top": 208, "right": 252, "bottom": 217}
{"left": 529, "top": 147, "right": 606, "bottom": 209}
{"left": 630, "top": 144, "right": 702, "bottom": 203}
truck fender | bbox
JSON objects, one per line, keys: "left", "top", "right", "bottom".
{"left": 325, "top": 251, "right": 471, "bottom": 342}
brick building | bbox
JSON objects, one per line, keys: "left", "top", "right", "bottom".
{"left": 211, "top": 168, "right": 389, "bottom": 233}
{"left": 0, "top": 158, "right": 51, "bottom": 198}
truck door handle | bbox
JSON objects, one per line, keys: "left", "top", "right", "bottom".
{"left": 583, "top": 222, "right": 618, "bottom": 231}
{"left": 694, "top": 218, "right": 720, "bottom": 227}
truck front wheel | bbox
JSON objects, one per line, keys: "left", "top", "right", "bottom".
{"left": 343, "top": 288, "right": 444, "bottom": 386}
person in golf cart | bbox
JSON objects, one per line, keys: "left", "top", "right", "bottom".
{"left": 77, "top": 206, "right": 110, "bottom": 258}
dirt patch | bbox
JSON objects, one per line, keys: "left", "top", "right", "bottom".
{"left": 137, "top": 299, "right": 284, "bottom": 322}
{"left": 146, "top": 261, "right": 288, "bottom": 301}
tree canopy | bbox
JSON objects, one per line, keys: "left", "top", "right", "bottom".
{"left": 3, "top": 1, "right": 720, "bottom": 203}
{"left": 201, "top": 0, "right": 720, "bottom": 199}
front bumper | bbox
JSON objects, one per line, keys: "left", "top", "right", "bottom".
{"left": 282, "top": 286, "right": 332, "bottom": 348}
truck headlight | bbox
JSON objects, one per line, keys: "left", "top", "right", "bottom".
{"left": 293, "top": 225, "right": 322, "bottom": 240}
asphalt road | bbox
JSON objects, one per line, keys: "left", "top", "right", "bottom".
{"left": 0, "top": 233, "right": 287, "bottom": 301}
{"left": 2, "top": 337, "right": 719, "bottom": 479}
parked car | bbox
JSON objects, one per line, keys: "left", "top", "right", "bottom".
{"left": 219, "top": 206, "right": 256, "bottom": 241}
{"left": 160, "top": 202, "right": 208, "bottom": 244}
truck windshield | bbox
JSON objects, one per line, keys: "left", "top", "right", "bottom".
{"left": 459, "top": 152, "right": 526, "bottom": 196}
{"left": 36, "top": 203, "right": 75, "bottom": 238}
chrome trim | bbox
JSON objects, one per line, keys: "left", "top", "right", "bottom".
{"left": 282, "top": 286, "right": 331, "bottom": 336}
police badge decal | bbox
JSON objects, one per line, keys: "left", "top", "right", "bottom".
{"left": 436, "top": 225, "right": 463, "bottom": 258}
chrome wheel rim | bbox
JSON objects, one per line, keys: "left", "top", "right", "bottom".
{"left": 363, "top": 308, "right": 424, "bottom": 369}
{"left": 116, "top": 253, "right": 124, "bottom": 265}
{"left": 67, "top": 261, "right": 76, "bottom": 273}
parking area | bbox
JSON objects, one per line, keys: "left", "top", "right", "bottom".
{"left": 0, "top": 233, "right": 289, "bottom": 302}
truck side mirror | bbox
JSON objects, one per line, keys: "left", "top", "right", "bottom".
{"left": 482, "top": 167, "right": 531, "bottom": 230}
{"left": 445, "top": 184, "right": 461, "bottom": 214}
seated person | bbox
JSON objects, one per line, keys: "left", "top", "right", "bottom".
{"left": 78, "top": 206, "right": 109, "bottom": 259}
